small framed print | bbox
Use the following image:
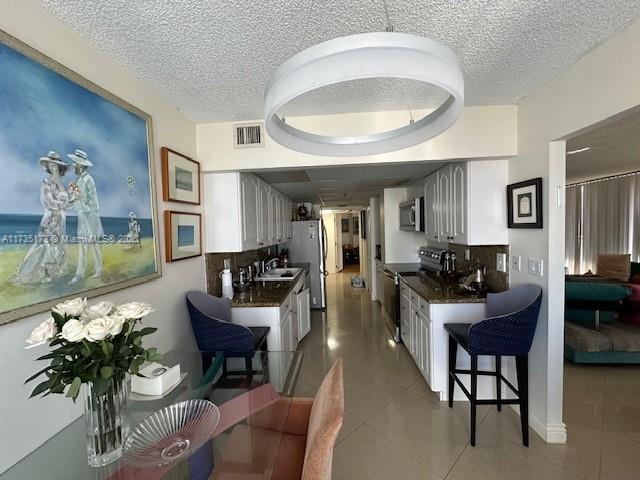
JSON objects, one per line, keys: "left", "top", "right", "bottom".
{"left": 161, "top": 147, "right": 201, "bottom": 205}
{"left": 164, "top": 211, "right": 202, "bottom": 262}
{"left": 507, "top": 177, "right": 543, "bottom": 228}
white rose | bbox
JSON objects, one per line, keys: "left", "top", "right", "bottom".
{"left": 81, "top": 301, "right": 114, "bottom": 321}
{"left": 60, "top": 319, "right": 87, "bottom": 342}
{"left": 116, "top": 302, "right": 154, "bottom": 319}
{"left": 107, "top": 314, "right": 127, "bottom": 337}
{"left": 53, "top": 297, "right": 87, "bottom": 318}
{"left": 25, "top": 318, "right": 58, "bottom": 348}
{"left": 85, "top": 317, "right": 117, "bottom": 342}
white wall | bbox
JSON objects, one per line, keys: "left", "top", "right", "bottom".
{"left": 322, "top": 212, "right": 337, "bottom": 275}
{"left": 382, "top": 188, "right": 423, "bottom": 264}
{"left": 0, "top": 1, "right": 204, "bottom": 473}
{"left": 510, "top": 16, "right": 640, "bottom": 443}
{"left": 197, "top": 105, "right": 517, "bottom": 171}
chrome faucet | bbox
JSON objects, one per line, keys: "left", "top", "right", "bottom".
{"left": 266, "top": 257, "right": 280, "bottom": 270}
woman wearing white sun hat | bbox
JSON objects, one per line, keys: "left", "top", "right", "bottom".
{"left": 67, "top": 149, "right": 104, "bottom": 285}
{"left": 11, "top": 151, "right": 70, "bottom": 285}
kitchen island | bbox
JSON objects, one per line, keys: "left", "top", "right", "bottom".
{"left": 398, "top": 273, "right": 498, "bottom": 402}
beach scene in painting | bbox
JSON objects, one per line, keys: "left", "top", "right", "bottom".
{"left": 0, "top": 41, "right": 158, "bottom": 318}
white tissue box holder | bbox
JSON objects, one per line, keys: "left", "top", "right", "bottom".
{"left": 131, "top": 362, "right": 181, "bottom": 396}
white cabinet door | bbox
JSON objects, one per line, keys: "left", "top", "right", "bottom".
{"left": 424, "top": 172, "right": 440, "bottom": 242}
{"left": 240, "top": 173, "right": 259, "bottom": 250}
{"left": 269, "top": 190, "right": 280, "bottom": 244}
{"left": 417, "top": 311, "right": 431, "bottom": 382}
{"left": 400, "top": 292, "right": 410, "bottom": 344}
{"left": 281, "top": 310, "right": 292, "bottom": 353}
{"left": 438, "top": 166, "right": 453, "bottom": 241}
{"left": 284, "top": 200, "right": 292, "bottom": 241}
{"left": 297, "top": 288, "right": 311, "bottom": 340}
{"left": 450, "top": 162, "right": 467, "bottom": 244}
{"left": 258, "top": 180, "right": 270, "bottom": 246}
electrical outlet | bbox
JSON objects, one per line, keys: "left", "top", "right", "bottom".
{"left": 528, "top": 258, "right": 544, "bottom": 277}
{"left": 496, "top": 253, "right": 507, "bottom": 272}
{"left": 511, "top": 255, "right": 521, "bottom": 272}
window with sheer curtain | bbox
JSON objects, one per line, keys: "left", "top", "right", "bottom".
{"left": 565, "top": 173, "right": 640, "bottom": 274}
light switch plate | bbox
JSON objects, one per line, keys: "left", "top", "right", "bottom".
{"left": 511, "top": 255, "right": 521, "bottom": 272}
{"left": 465, "top": 249, "right": 470, "bottom": 261}
{"left": 528, "top": 258, "right": 544, "bottom": 277}
{"left": 496, "top": 253, "right": 507, "bottom": 272}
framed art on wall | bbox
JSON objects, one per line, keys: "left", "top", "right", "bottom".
{"left": 0, "top": 30, "right": 161, "bottom": 325}
{"left": 164, "top": 211, "right": 202, "bottom": 262}
{"left": 161, "top": 147, "right": 200, "bottom": 205}
{"left": 341, "top": 218, "right": 350, "bottom": 233}
{"left": 507, "top": 177, "right": 543, "bottom": 228}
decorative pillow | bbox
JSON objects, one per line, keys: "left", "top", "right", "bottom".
{"left": 631, "top": 274, "right": 640, "bottom": 285}
{"left": 597, "top": 254, "right": 631, "bottom": 282}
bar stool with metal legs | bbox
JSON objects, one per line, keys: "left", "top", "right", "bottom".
{"left": 444, "top": 284, "right": 542, "bottom": 446}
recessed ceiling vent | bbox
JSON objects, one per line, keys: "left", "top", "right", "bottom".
{"left": 233, "top": 122, "right": 265, "bottom": 148}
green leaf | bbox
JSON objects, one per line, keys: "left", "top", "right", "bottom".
{"left": 51, "top": 311, "right": 65, "bottom": 329}
{"left": 138, "top": 327, "right": 157, "bottom": 337}
{"left": 30, "top": 379, "right": 52, "bottom": 398}
{"left": 132, "top": 336, "right": 142, "bottom": 347}
{"left": 81, "top": 341, "right": 92, "bottom": 357}
{"left": 92, "top": 377, "right": 111, "bottom": 396}
{"left": 25, "top": 366, "right": 52, "bottom": 384}
{"left": 101, "top": 341, "right": 114, "bottom": 357}
{"left": 100, "top": 366, "right": 113, "bottom": 380}
{"left": 129, "top": 356, "right": 144, "bottom": 375}
{"left": 66, "top": 377, "right": 82, "bottom": 400}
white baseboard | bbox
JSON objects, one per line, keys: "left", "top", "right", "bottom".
{"left": 528, "top": 410, "right": 567, "bottom": 444}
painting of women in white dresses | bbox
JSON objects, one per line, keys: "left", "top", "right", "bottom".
{"left": 0, "top": 34, "right": 160, "bottom": 323}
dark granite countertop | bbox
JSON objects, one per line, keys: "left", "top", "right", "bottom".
{"left": 231, "top": 270, "right": 304, "bottom": 308}
{"left": 384, "top": 263, "right": 421, "bottom": 275}
{"left": 401, "top": 275, "right": 486, "bottom": 304}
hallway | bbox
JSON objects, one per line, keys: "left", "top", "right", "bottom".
{"left": 296, "top": 270, "right": 640, "bottom": 480}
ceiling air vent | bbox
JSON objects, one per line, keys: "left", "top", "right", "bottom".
{"left": 233, "top": 122, "right": 265, "bottom": 148}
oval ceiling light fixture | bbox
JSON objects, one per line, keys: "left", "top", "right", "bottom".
{"left": 264, "top": 32, "right": 464, "bottom": 157}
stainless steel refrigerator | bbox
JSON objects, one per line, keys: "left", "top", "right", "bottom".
{"left": 287, "top": 220, "right": 327, "bottom": 309}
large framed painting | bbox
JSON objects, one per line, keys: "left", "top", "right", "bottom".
{"left": 0, "top": 31, "right": 161, "bottom": 325}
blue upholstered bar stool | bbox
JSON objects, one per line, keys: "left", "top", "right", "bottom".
{"left": 186, "top": 291, "right": 269, "bottom": 383}
{"left": 444, "top": 284, "right": 542, "bottom": 447}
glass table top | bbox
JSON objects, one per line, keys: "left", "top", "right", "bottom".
{"left": 0, "top": 350, "right": 303, "bottom": 480}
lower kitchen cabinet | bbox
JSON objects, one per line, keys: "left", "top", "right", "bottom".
{"left": 401, "top": 280, "right": 496, "bottom": 401}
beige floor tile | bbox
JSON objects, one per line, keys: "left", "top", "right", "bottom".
{"left": 479, "top": 408, "right": 602, "bottom": 480}
{"left": 599, "top": 432, "right": 640, "bottom": 480}
{"left": 337, "top": 409, "right": 363, "bottom": 444}
{"left": 343, "top": 371, "right": 407, "bottom": 421}
{"left": 367, "top": 389, "right": 490, "bottom": 476}
{"left": 333, "top": 425, "right": 442, "bottom": 480}
{"left": 445, "top": 430, "right": 587, "bottom": 480}
{"left": 602, "top": 390, "right": 640, "bottom": 443}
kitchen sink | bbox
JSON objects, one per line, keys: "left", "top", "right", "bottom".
{"left": 256, "top": 267, "right": 302, "bottom": 281}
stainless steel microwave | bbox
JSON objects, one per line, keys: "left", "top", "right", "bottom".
{"left": 399, "top": 197, "right": 424, "bottom": 232}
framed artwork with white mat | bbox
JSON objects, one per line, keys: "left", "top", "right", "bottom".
{"left": 507, "top": 177, "right": 543, "bottom": 228}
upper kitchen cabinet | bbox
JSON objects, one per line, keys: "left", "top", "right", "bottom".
{"left": 424, "top": 160, "right": 508, "bottom": 246}
{"left": 204, "top": 172, "right": 293, "bottom": 252}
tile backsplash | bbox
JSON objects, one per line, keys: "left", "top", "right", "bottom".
{"left": 205, "top": 247, "right": 275, "bottom": 296}
{"left": 448, "top": 243, "right": 509, "bottom": 292}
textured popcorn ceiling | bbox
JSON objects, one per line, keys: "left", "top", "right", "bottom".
{"left": 38, "top": 0, "right": 640, "bottom": 122}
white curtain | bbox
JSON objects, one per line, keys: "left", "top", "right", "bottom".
{"left": 566, "top": 173, "right": 640, "bottom": 274}
{"left": 565, "top": 185, "right": 581, "bottom": 274}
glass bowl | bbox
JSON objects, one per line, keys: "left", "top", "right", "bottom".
{"left": 123, "top": 399, "right": 220, "bottom": 466}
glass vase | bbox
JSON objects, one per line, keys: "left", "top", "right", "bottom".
{"left": 83, "top": 377, "right": 130, "bottom": 467}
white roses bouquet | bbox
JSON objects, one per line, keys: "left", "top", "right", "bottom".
{"left": 25, "top": 298, "right": 162, "bottom": 400}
